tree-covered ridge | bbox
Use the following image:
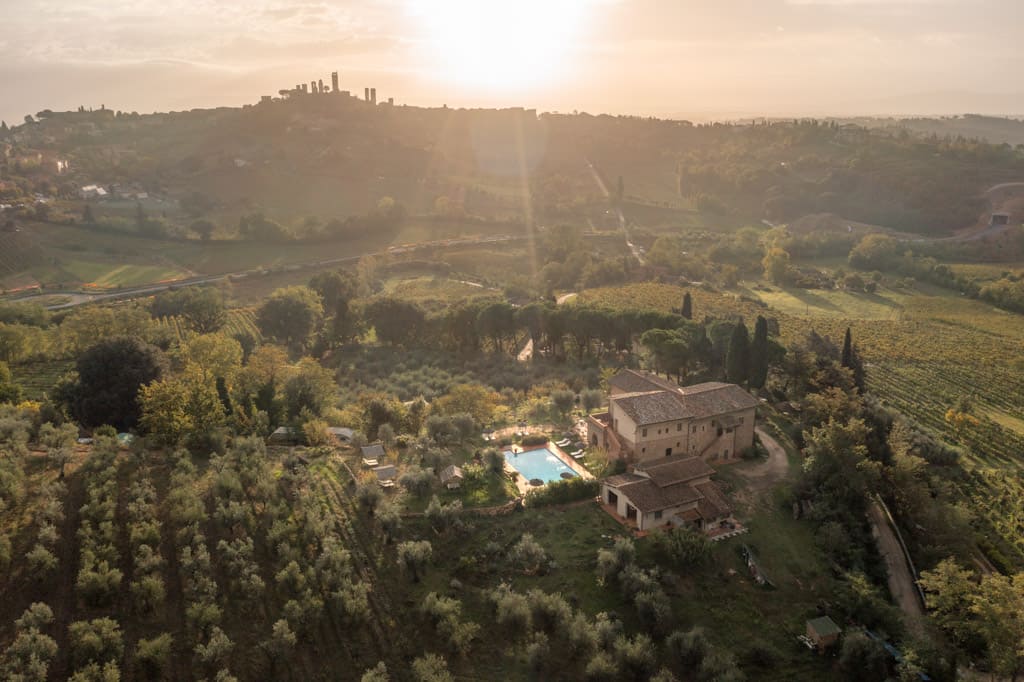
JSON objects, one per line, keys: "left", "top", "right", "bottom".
{"left": 4, "top": 103, "right": 1022, "bottom": 240}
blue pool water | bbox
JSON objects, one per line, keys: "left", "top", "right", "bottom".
{"left": 504, "top": 447, "right": 578, "bottom": 484}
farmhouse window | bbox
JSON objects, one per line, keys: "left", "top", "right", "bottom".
{"left": 642, "top": 428, "right": 647, "bottom": 437}
{"left": 654, "top": 511, "right": 663, "bottom": 520}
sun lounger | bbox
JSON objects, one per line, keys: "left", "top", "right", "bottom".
{"left": 362, "top": 458, "right": 379, "bottom": 467}
{"left": 571, "top": 450, "right": 584, "bottom": 458}
{"left": 556, "top": 439, "right": 571, "bottom": 447}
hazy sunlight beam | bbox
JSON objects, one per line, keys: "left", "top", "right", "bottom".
{"left": 405, "top": 0, "right": 593, "bottom": 91}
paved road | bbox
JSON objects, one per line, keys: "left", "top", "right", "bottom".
{"left": 868, "top": 501, "right": 927, "bottom": 637}
{"left": 585, "top": 158, "right": 644, "bottom": 265}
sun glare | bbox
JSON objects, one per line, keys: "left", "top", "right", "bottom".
{"left": 406, "top": 0, "right": 592, "bottom": 91}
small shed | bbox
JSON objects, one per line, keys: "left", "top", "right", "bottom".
{"left": 361, "top": 442, "right": 385, "bottom": 466}
{"left": 806, "top": 616, "right": 841, "bottom": 652}
{"left": 268, "top": 426, "right": 299, "bottom": 445}
{"left": 327, "top": 426, "right": 354, "bottom": 444}
{"left": 440, "top": 465, "right": 464, "bottom": 490}
{"left": 374, "top": 464, "right": 397, "bottom": 488}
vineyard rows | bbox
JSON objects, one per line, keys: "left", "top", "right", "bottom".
{"left": 223, "top": 309, "right": 262, "bottom": 343}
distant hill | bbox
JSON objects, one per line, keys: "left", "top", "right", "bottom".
{"left": 4, "top": 98, "right": 1024, "bottom": 238}
{"left": 831, "top": 114, "right": 1024, "bottom": 147}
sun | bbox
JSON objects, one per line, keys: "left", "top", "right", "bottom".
{"left": 406, "top": 0, "right": 592, "bottom": 92}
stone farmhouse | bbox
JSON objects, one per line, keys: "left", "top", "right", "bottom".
{"left": 601, "top": 454, "right": 731, "bottom": 532}
{"left": 587, "top": 370, "right": 758, "bottom": 464}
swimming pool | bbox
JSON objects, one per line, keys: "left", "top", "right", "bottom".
{"left": 504, "top": 447, "right": 578, "bottom": 484}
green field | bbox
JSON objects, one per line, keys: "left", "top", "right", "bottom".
{"left": 0, "top": 218, "right": 521, "bottom": 296}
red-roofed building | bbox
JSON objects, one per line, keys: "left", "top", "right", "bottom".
{"left": 587, "top": 370, "right": 757, "bottom": 464}
{"left": 601, "top": 454, "right": 732, "bottom": 532}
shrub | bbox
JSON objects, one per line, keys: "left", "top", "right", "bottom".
{"left": 524, "top": 478, "right": 598, "bottom": 507}
{"left": 511, "top": 534, "right": 548, "bottom": 574}
{"left": 666, "top": 627, "right": 710, "bottom": 668}
{"left": 194, "top": 626, "right": 234, "bottom": 669}
{"left": 411, "top": 653, "right": 453, "bottom": 682}
{"left": 399, "top": 466, "right": 435, "bottom": 497}
{"left": 69, "top": 618, "right": 123, "bottom": 667}
{"left": 361, "top": 662, "right": 390, "bottom": 682}
{"left": 520, "top": 433, "right": 549, "bottom": 447}
{"left": 136, "top": 633, "right": 173, "bottom": 679}
{"left": 650, "top": 527, "right": 712, "bottom": 567}
{"left": 424, "top": 496, "right": 462, "bottom": 533}
{"left": 490, "top": 587, "right": 532, "bottom": 633}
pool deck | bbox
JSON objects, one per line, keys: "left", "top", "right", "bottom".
{"left": 505, "top": 442, "right": 594, "bottom": 496}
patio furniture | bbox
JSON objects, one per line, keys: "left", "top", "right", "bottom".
{"left": 571, "top": 449, "right": 584, "bottom": 459}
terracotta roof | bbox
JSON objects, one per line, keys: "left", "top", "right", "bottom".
{"left": 606, "top": 479, "right": 704, "bottom": 513}
{"left": 677, "top": 382, "right": 759, "bottom": 416}
{"left": 609, "top": 369, "right": 677, "bottom": 394}
{"left": 440, "top": 464, "right": 464, "bottom": 483}
{"left": 638, "top": 454, "right": 715, "bottom": 487}
{"left": 679, "top": 508, "right": 702, "bottom": 522}
{"left": 694, "top": 481, "right": 732, "bottom": 517}
{"left": 604, "top": 472, "right": 647, "bottom": 487}
{"left": 361, "top": 443, "right": 385, "bottom": 459}
{"left": 612, "top": 390, "right": 691, "bottom": 425}
{"left": 604, "top": 458, "right": 730, "bottom": 516}
{"left": 610, "top": 381, "right": 757, "bottom": 426}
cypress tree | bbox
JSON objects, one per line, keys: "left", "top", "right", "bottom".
{"left": 135, "top": 202, "right": 146, "bottom": 229}
{"left": 749, "top": 315, "right": 769, "bottom": 389}
{"left": 841, "top": 327, "right": 853, "bottom": 369}
{"left": 681, "top": 292, "right": 692, "bottom": 320}
{"left": 840, "top": 327, "right": 866, "bottom": 392}
{"left": 0, "top": 121, "right": 7, "bottom": 132}
{"left": 725, "top": 321, "right": 750, "bottom": 385}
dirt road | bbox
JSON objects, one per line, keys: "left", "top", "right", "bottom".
{"left": 736, "top": 427, "right": 791, "bottom": 492}
{"left": 868, "top": 501, "right": 927, "bottom": 637}
{"left": 518, "top": 292, "right": 578, "bottom": 361}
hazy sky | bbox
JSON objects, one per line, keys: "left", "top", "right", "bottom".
{"left": 2, "top": 0, "right": 1023, "bottom": 124}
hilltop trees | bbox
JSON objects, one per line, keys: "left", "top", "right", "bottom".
{"left": 151, "top": 287, "right": 226, "bottom": 333}
{"left": 363, "top": 297, "right": 426, "bottom": 347}
{"left": 309, "top": 269, "right": 360, "bottom": 346}
{"left": 762, "top": 246, "right": 792, "bottom": 285}
{"left": 257, "top": 286, "right": 324, "bottom": 353}
{"left": 58, "top": 337, "right": 167, "bottom": 429}
{"left": 0, "top": 361, "right": 23, "bottom": 404}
